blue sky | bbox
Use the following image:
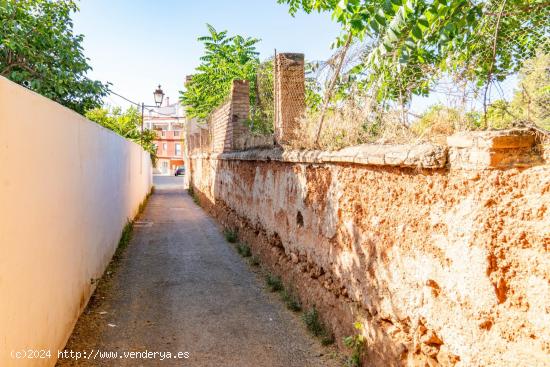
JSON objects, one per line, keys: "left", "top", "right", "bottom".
{"left": 73, "top": 0, "right": 340, "bottom": 109}
{"left": 73, "top": 0, "right": 516, "bottom": 114}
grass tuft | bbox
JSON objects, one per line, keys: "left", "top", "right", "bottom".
{"left": 302, "top": 306, "right": 334, "bottom": 345}
{"left": 138, "top": 187, "right": 154, "bottom": 214}
{"left": 102, "top": 220, "right": 135, "bottom": 278}
{"left": 321, "top": 334, "right": 335, "bottom": 346}
{"left": 281, "top": 289, "right": 302, "bottom": 312}
{"left": 224, "top": 229, "right": 238, "bottom": 243}
{"left": 249, "top": 255, "right": 260, "bottom": 267}
{"left": 237, "top": 243, "right": 251, "bottom": 257}
{"left": 265, "top": 273, "right": 284, "bottom": 292}
{"left": 187, "top": 186, "right": 200, "bottom": 206}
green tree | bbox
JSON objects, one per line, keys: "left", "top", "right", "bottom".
{"left": 509, "top": 51, "right": 550, "bottom": 129}
{"left": 278, "top": 0, "right": 549, "bottom": 104}
{"left": 180, "top": 24, "right": 260, "bottom": 120}
{"left": 85, "top": 107, "right": 158, "bottom": 165}
{"left": 0, "top": 0, "right": 108, "bottom": 114}
{"left": 484, "top": 51, "right": 550, "bottom": 130}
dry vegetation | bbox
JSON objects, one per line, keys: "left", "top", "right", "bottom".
{"left": 289, "top": 103, "right": 418, "bottom": 150}
{"left": 285, "top": 50, "right": 549, "bottom": 151}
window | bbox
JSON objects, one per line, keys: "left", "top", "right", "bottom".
{"left": 163, "top": 143, "right": 167, "bottom": 151}
{"left": 161, "top": 131, "right": 166, "bottom": 137}
{"left": 175, "top": 143, "right": 181, "bottom": 156}
{"left": 174, "top": 131, "right": 180, "bottom": 137}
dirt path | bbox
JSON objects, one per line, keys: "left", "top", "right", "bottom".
{"left": 57, "top": 182, "right": 340, "bottom": 366}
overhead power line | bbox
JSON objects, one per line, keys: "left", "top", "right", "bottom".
{"left": 107, "top": 89, "right": 181, "bottom": 118}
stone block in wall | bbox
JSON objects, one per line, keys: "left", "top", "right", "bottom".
{"left": 274, "top": 53, "right": 305, "bottom": 145}
{"left": 448, "top": 129, "right": 543, "bottom": 169}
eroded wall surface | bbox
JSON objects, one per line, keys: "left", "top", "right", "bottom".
{"left": 0, "top": 77, "right": 152, "bottom": 366}
{"left": 189, "top": 147, "right": 549, "bottom": 366}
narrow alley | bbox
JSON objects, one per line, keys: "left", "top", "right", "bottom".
{"left": 57, "top": 176, "right": 339, "bottom": 367}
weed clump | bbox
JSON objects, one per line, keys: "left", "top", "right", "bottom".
{"left": 237, "top": 243, "right": 251, "bottom": 257}
{"left": 302, "top": 306, "right": 334, "bottom": 345}
{"left": 111, "top": 221, "right": 133, "bottom": 264}
{"left": 223, "top": 229, "right": 238, "bottom": 243}
{"left": 138, "top": 187, "right": 154, "bottom": 214}
{"left": 344, "top": 322, "right": 367, "bottom": 367}
{"left": 265, "top": 274, "right": 284, "bottom": 292}
{"left": 281, "top": 289, "right": 302, "bottom": 312}
{"left": 187, "top": 186, "right": 200, "bottom": 206}
{"left": 249, "top": 256, "right": 260, "bottom": 267}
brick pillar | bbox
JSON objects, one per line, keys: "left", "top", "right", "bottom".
{"left": 210, "top": 80, "right": 250, "bottom": 153}
{"left": 274, "top": 53, "right": 305, "bottom": 145}
{"left": 229, "top": 80, "right": 250, "bottom": 150}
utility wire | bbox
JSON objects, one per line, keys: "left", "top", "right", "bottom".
{"left": 108, "top": 89, "right": 140, "bottom": 106}
{"left": 108, "top": 89, "right": 182, "bottom": 118}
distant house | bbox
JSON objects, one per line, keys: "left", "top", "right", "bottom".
{"left": 143, "top": 97, "right": 185, "bottom": 175}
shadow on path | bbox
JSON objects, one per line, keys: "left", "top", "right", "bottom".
{"left": 57, "top": 184, "right": 340, "bottom": 366}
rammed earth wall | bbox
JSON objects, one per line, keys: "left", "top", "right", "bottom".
{"left": 188, "top": 135, "right": 549, "bottom": 367}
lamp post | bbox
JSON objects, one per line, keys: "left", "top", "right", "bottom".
{"left": 141, "top": 85, "right": 165, "bottom": 142}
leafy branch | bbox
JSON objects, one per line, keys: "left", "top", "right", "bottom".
{"left": 179, "top": 24, "right": 260, "bottom": 120}
{"left": 0, "top": 0, "right": 109, "bottom": 114}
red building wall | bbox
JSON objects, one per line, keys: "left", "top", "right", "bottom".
{"left": 155, "top": 130, "right": 184, "bottom": 173}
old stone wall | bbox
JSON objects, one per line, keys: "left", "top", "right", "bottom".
{"left": 184, "top": 50, "right": 549, "bottom": 366}
{"left": 188, "top": 132, "right": 549, "bottom": 367}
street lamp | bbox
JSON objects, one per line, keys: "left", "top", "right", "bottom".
{"left": 141, "top": 84, "right": 165, "bottom": 140}
{"left": 153, "top": 85, "right": 164, "bottom": 107}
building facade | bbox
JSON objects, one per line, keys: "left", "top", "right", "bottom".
{"left": 143, "top": 98, "right": 185, "bottom": 175}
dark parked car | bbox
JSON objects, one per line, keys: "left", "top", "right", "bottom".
{"left": 174, "top": 166, "right": 185, "bottom": 176}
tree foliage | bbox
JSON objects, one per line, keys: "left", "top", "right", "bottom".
{"left": 485, "top": 51, "right": 550, "bottom": 129}
{"left": 180, "top": 24, "right": 260, "bottom": 120}
{"left": 278, "top": 0, "right": 550, "bottom": 103}
{"left": 0, "top": 0, "right": 108, "bottom": 114}
{"left": 250, "top": 58, "right": 275, "bottom": 134}
{"left": 411, "top": 52, "right": 549, "bottom": 135}
{"left": 85, "top": 107, "right": 158, "bottom": 165}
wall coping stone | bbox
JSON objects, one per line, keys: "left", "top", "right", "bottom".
{"left": 191, "top": 142, "right": 448, "bottom": 168}
{"left": 189, "top": 129, "right": 545, "bottom": 170}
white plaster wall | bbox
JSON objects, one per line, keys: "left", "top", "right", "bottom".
{"left": 0, "top": 77, "right": 152, "bottom": 366}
